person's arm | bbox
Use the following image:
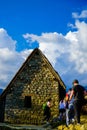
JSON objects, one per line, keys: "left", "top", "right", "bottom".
{"left": 84, "top": 90, "right": 87, "bottom": 95}
{"left": 65, "top": 94, "right": 69, "bottom": 101}
{"left": 69, "top": 90, "right": 74, "bottom": 101}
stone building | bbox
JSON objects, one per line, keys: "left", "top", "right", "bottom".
{"left": 0, "top": 48, "right": 66, "bottom": 124}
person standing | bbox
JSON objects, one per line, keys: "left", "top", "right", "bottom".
{"left": 58, "top": 99, "right": 66, "bottom": 121}
{"left": 69, "top": 79, "right": 87, "bottom": 124}
{"left": 43, "top": 98, "right": 52, "bottom": 124}
{"left": 65, "top": 88, "right": 74, "bottom": 126}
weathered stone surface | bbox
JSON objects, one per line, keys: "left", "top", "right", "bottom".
{"left": 0, "top": 48, "right": 66, "bottom": 125}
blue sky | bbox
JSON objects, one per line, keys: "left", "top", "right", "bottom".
{"left": 0, "top": 0, "right": 87, "bottom": 90}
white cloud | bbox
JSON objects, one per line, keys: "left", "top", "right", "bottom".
{"left": 0, "top": 28, "right": 16, "bottom": 50}
{"left": 20, "top": 49, "right": 33, "bottom": 60}
{"left": 23, "top": 20, "right": 87, "bottom": 75}
{"left": 66, "top": 20, "right": 87, "bottom": 73}
{"left": 23, "top": 32, "right": 69, "bottom": 66}
{"left": 72, "top": 10, "right": 87, "bottom": 19}
{"left": 0, "top": 28, "right": 32, "bottom": 89}
{"left": 0, "top": 48, "right": 23, "bottom": 88}
{"left": 67, "top": 23, "right": 76, "bottom": 29}
{"left": 1, "top": 11, "right": 87, "bottom": 89}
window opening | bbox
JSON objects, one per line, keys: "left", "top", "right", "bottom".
{"left": 24, "top": 96, "right": 32, "bottom": 108}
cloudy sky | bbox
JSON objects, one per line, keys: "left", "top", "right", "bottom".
{"left": 0, "top": 0, "right": 87, "bottom": 90}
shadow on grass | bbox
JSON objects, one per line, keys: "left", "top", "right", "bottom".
{"left": 49, "top": 117, "right": 66, "bottom": 129}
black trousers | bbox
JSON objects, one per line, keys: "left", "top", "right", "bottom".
{"left": 73, "top": 100, "right": 83, "bottom": 123}
{"left": 43, "top": 106, "right": 51, "bottom": 121}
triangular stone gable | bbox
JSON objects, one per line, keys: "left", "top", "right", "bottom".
{"left": 1, "top": 48, "right": 65, "bottom": 97}
{"left": 0, "top": 48, "right": 66, "bottom": 124}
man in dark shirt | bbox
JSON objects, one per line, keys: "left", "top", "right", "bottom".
{"left": 69, "top": 79, "right": 86, "bottom": 124}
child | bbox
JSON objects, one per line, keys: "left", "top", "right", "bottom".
{"left": 58, "top": 99, "right": 66, "bottom": 121}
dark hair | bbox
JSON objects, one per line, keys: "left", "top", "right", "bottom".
{"left": 72, "top": 79, "right": 79, "bottom": 84}
{"left": 69, "top": 88, "right": 72, "bottom": 91}
{"left": 48, "top": 98, "right": 51, "bottom": 102}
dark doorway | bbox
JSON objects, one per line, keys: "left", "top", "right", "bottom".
{"left": 24, "top": 96, "right": 32, "bottom": 108}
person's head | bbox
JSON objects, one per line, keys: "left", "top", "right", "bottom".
{"left": 47, "top": 98, "right": 51, "bottom": 102}
{"left": 69, "top": 88, "right": 72, "bottom": 91}
{"left": 67, "top": 88, "right": 72, "bottom": 94}
{"left": 61, "top": 99, "right": 63, "bottom": 103}
{"left": 47, "top": 98, "right": 51, "bottom": 107}
{"left": 72, "top": 79, "right": 79, "bottom": 86}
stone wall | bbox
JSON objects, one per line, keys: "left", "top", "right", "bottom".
{"left": 4, "top": 51, "right": 60, "bottom": 124}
